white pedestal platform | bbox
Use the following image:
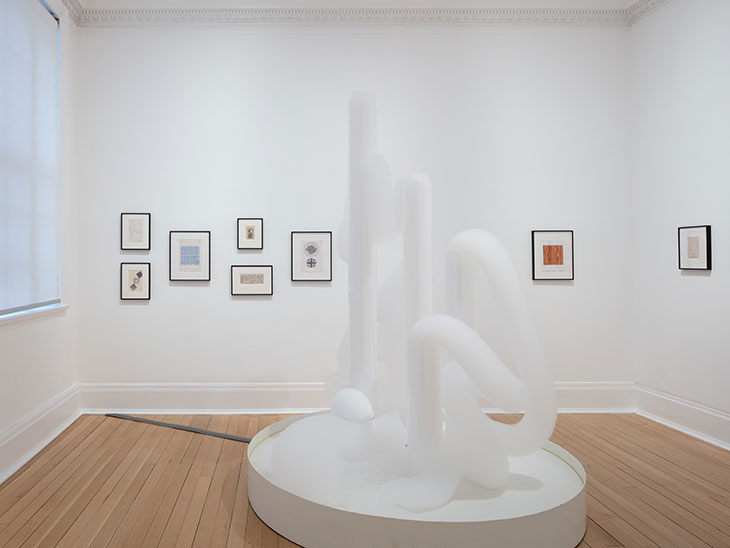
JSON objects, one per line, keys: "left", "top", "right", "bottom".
{"left": 248, "top": 415, "right": 586, "bottom": 548}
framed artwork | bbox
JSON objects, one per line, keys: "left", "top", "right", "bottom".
{"left": 678, "top": 225, "right": 711, "bottom": 270}
{"left": 120, "top": 213, "right": 150, "bottom": 250}
{"left": 169, "top": 231, "right": 211, "bottom": 281}
{"left": 120, "top": 263, "right": 150, "bottom": 300}
{"left": 291, "top": 231, "right": 332, "bottom": 281}
{"left": 532, "top": 230, "right": 574, "bottom": 280}
{"left": 237, "top": 218, "right": 264, "bottom": 249}
{"left": 231, "top": 265, "right": 273, "bottom": 295}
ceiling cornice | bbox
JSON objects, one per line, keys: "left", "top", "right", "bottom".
{"left": 60, "top": 0, "right": 669, "bottom": 27}
{"left": 62, "top": 0, "right": 85, "bottom": 21}
{"left": 625, "top": 0, "right": 667, "bottom": 24}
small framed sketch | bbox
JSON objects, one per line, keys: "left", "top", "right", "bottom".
{"left": 532, "top": 230, "right": 574, "bottom": 280}
{"left": 169, "top": 231, "right": 211, "bottom": 281}
{"left": 291, "top": 231, "right": 332, "bottom": 281}
{"left": 120, "top": 213, "right": 150, "bottom": 250}
{"left": 678, "top": 225, "right": 711, "bottom": 270}
{"left": 120, "top": 263, "right": 150, "bottom": 300}
{"left": 237, "top": 218, "right": 263, "bottom": 250}
{"left": 231, "top": 265, "right": 273, "bottom": 295}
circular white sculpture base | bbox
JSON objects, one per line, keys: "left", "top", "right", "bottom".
{"left": 248, "top": 415, "right": 586, "bottom": 548}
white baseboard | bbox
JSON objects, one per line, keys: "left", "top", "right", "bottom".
{"left": 635, "top": 384, "right": 730, "bottom": 450}
{"left": 77, "top": 382, "right": 331, "bottom": 414}
{"left": 554, "top": 381, "right": 636, "bottom": 412}
{"left": 480, "top": 381, "right": 637, "bottom": 414}
{"left": 0, "top": 385, "right": 81, "bottom": 484}
{"left": 3, "top": 381, "right": 727, "bottom": 485}
{"left": 77, "top": 380, "right": 637, "bottom": 414}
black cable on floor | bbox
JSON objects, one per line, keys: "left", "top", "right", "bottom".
{"left": 105, "top": 413, "right": 252, "bottom": 443}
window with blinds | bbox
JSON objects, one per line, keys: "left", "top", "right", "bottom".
{"left": 0, "top": 0, "right": 60, "bottom": 316}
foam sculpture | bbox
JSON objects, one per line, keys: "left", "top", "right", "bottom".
{"left": 269, "top": 93, "right": 557, "bottom": 513}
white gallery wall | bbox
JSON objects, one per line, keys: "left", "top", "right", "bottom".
{"left": 3, "top": 1, "right": 730, "bottom": 485}
{"left": 630, "top": 0, "right": 730, "bottom": 439}
{"left": 72, "top": 22, "right": 634, "bottom": 411}
{"left": 0, "top": 0, "right": 79, "bottom": 481}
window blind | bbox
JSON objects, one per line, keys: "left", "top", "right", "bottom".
{"left": 0, "top": 0, "right": 60, "bottom": 315}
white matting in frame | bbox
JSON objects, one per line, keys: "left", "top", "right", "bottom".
{"left": 678, "top": 225, "right": 711, "bottom": 270}
{"left": 169, "top": 231, "right": 211, "bottom": 281}
{"left": 532, "top": 230, "right": 574, "bottom": 280}
{"left": 231, "top": 265, "right": 273, "bottom": 295}
{"left": 291, "top": 231, "right": 332, "bottom": 281}
{"left": 121, "top": 213, "right": 150, "bottom": 250}
{"left": 120, "top": 262, "right": 150, "bottom": 300}
{"left": 238, "top": 218, "right": 264, "bottom": 250}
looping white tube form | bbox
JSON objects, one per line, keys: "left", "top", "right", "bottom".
{"left": 407, "top": 229, "right": 556, "bottom": 471}
{"left": 446, "top": 230, "right": 557, "bottom": 456}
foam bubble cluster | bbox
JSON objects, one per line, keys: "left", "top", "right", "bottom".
{"left": 271, "top": 389, "right": 478, "bottom": 513}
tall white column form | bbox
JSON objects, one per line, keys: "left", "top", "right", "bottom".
{"left": 348, "top": 93, "right": 379, "bottom": 402}
{"left": 403, "top": 175, "right": 441, "bottom": 466}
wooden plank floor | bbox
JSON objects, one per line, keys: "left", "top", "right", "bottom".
{"left": 1, "top": 413, "right": 729, "bottom": 547}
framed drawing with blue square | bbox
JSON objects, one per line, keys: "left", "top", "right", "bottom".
{"left": 120, "top": 263, "right": 150, "bottom": 300}
{"left": 291, "top": 231, "right": 332, "bottom": 281}
{"left": 169, "top": 231, "right": 211, "bottom": 281}
{"left": 231, "top": 265, "right": 273, "bottom": 295}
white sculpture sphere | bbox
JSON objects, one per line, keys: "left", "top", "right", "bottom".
{"left": 332, "top": 388, "right": 374, "bottom": 422}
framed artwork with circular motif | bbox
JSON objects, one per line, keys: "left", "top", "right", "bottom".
{"left": 291, "top": 231, "right": 332, "bottom": 282}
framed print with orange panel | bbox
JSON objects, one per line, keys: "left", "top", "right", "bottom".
{"left": 532, "top": 230, "right": 574, "bottom": 280}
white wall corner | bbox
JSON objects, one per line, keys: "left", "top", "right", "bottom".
{"left": 635, "top": 384, "right": 730, "bottom": 450}
{"left": 0, "top": 385, "right": 81, "bottom": 484}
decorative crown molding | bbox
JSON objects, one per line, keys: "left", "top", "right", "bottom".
{"left": 626, "top": 0, "right": 668, "bottom": 24}
{"left": 61, "top": 0, "right": 85, "bottom": 22}
{"left": 60, "top": 0, "right": 669, "bottom": 27}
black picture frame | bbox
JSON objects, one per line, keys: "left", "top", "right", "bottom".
{"left": 120, "top": 262, "right": 150, "bottom": 300}
{"left": 231, "top": 265, "right": 273, "bottom": 295}
{"left": 120, "top": 212, "right": 151, "bottom": 250}
{"left": 237, "top": 218, "right": 264, "bottom": 250}
{"left": 532, "top": 230, "right": 574, "bottom": 281}
{"left": 291, "top": 231, "right": 333, "bottom": 282}
{"left": 678, "top": 225, "right": 712, "bottom": 270}
{"left": 169, "top": 230, "right": 211, "bottom": 281}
